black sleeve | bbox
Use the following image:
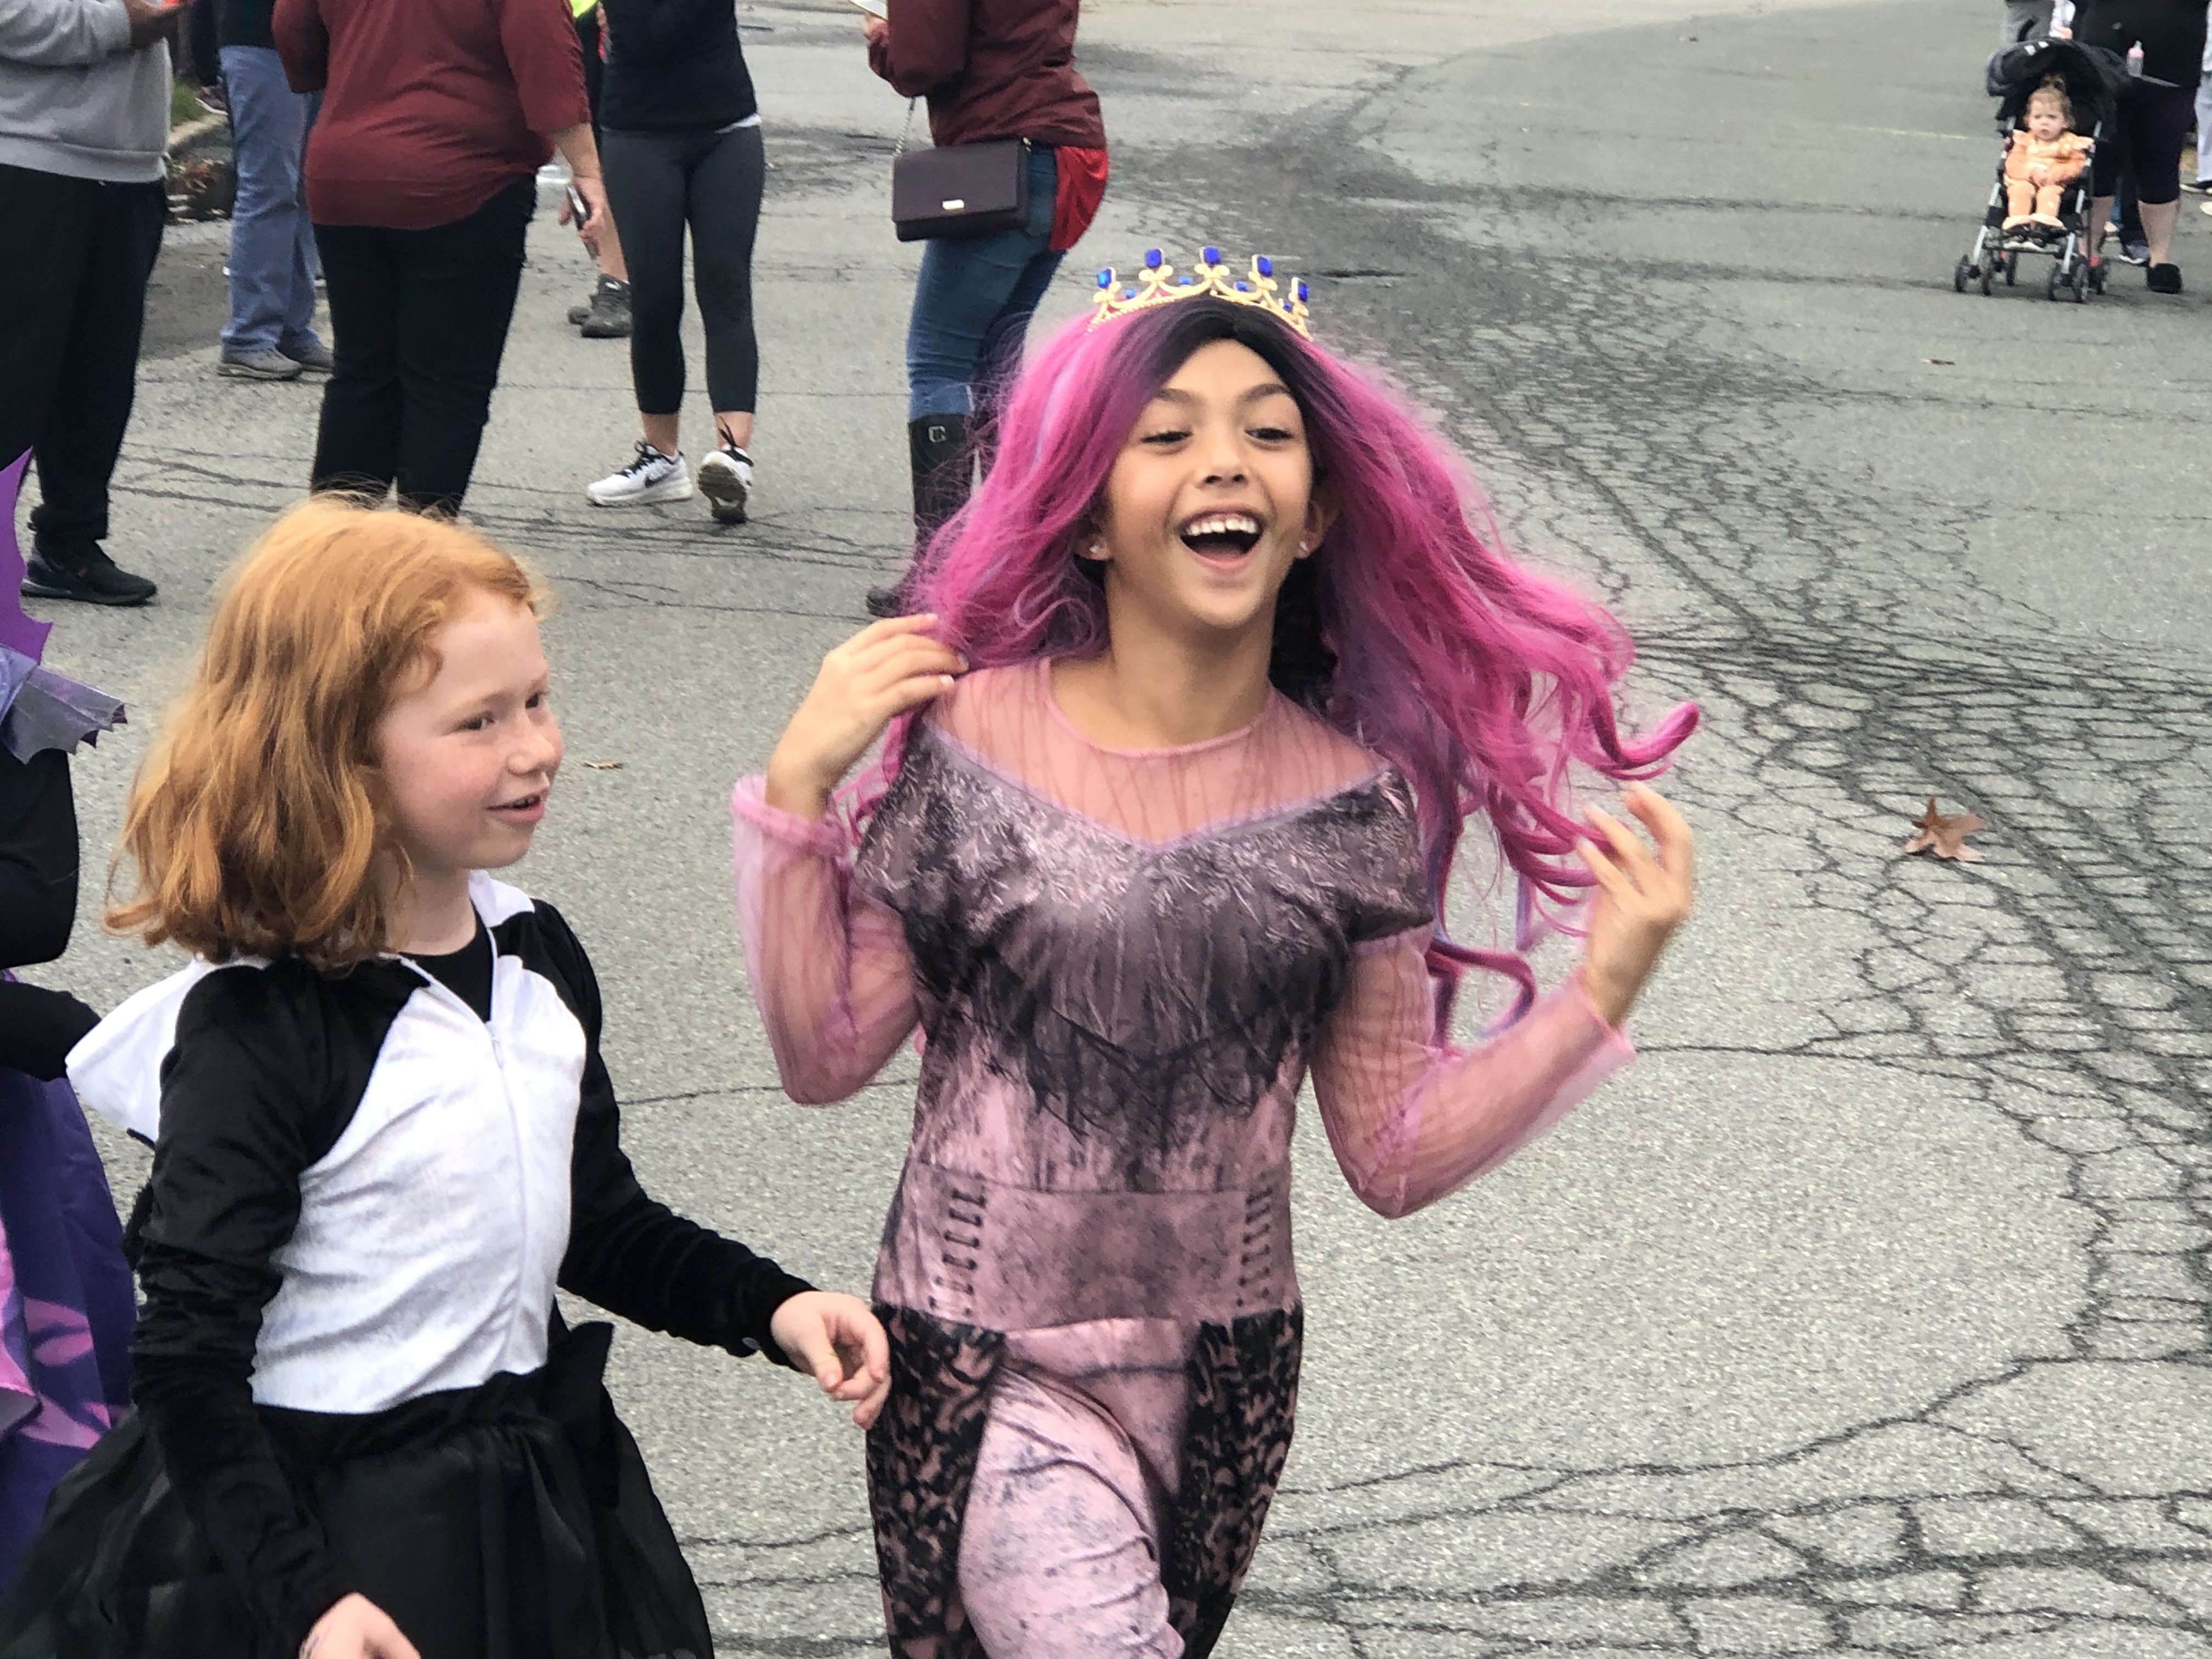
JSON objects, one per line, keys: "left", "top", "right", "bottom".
{"left": 535, "top": 905, "right": 815, "bottom": 1365}
{"left": 129, "top": 966, "right": 364, "bottom": 1655}
{"left": 0, "top": 745, "right": 79, "bottom": 970}
{"left": 0, "top": 979, "right": 100, "bottom": 1079}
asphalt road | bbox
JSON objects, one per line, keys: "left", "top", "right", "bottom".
{"left": 18, "top": 0, "right": 2212, "bottom": 1653}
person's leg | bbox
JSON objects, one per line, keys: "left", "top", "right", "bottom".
{"left": 21, "top": 178, "right": 165, "bottom": 603}
{"left": 310, "top": 221, "right": 405, "bottom": 498}
{"left": 2135, "top": 85, "right": 2192, "bottom": 273}
{"left": 0, "top": 164, "right": 97, "bottom": 477}
{"left": 601, "top": 130, "right": 691, "bottom": 449}
{"left": 2086, "top": 106, "right": 2125, "bottom": 260}
{"left": 217, "top": 46, "right": 308, "bottom": 370}
{"left": 688, "top": 122, "right": 763, "bottom": 444}
{"left": 958, "top": 1369, "right": 1183, "bottom": 1659}
{"left": 684, "top": 122, "right": 764, "bottom": 522}
{"left": 388, "top": 179, "right": 535, "bottom": 514}
{"left": 2196, "top": 71, "right": 2212, "bottom": 185}
{"left": 277, "top": 91, "right": 324, "bottom": 359}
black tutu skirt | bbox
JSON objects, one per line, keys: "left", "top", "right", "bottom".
{"left": 0, "top": 1323, "right": 712, "bottom": 1659}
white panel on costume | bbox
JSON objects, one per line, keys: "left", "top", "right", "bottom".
{"left": 66, "top": 957, "right": 235, "bottom": 1141}
{"left": 251, "top": 953, "right": 586, "bottom": 1413}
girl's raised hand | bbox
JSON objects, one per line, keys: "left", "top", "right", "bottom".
{"left": 299, "top": 1594, "right": 420, "bottom": 1659}
{"left": 769, "top": 1291, "right": 893, "bottom": 1430}
{"left": 1572, "top": 783, "right": 1695, "bottom": 1028}
{"left": 764, "top": 616, "right": 965, "bottom": 820}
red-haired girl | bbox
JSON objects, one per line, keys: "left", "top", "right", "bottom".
{"left": 732, "top": 256, "right": 1697, "bottom": 1657}
{"left": 0, "top": 500, "right": 889, "bottom": 1659}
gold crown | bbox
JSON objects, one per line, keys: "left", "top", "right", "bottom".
{"left": 1090, "top": 247, "right": 1312, "bottom": 337}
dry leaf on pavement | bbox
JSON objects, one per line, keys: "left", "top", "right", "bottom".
{"left": 1904, "top": 796, "right": 1987, "bottom": 862}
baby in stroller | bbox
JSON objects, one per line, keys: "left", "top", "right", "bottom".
{"left": 2002, "top": 80, "right": 2092, "bottom": 235}
{"left": 1954, "top": 36, "right": 2124, "bottom": 300}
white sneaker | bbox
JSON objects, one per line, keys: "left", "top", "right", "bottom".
{"left": 696, "top": 444, "right": 753, "bottom": 524}
{"left": 587, "top": 443, "right": 692, "bottom": 506}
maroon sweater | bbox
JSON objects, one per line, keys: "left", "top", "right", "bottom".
{"left": 275, "top": 0, "right": 588, "bottom": 228}
{"left": 868, "top": 0, "right": 1105, "bottom": 151}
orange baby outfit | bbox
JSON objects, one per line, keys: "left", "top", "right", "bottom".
{"left": 2004, "top": 130, "right": 2091, "bottom": 225}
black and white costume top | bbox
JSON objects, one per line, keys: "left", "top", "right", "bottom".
{"left": 64, "top": 873, "right": 810, "bottom": 1638}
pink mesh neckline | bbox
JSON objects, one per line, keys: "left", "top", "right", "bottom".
{"left": 1038, "top": 658, "right": 1279, "bottom": 760}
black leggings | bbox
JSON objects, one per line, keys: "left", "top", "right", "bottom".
{"left": 2091, "top": 81, "right": 2195, "bottom": 206}
{"left": 600, "top": 122, "right": 763, "bottom": 417}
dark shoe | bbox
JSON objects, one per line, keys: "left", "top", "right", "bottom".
{"left": 2118, "top": 239, "right": 2150, "bottom": 267}
{"left": 281, "top": 340, "right": 335, "bottom": 375}
{"left": 2182, "top": 179, "right": 2212, "bottom": 196}
{"left": 2147, "top": 262, "right": 2183, "bottom": 294}
{"left": 566, "top": 298, "right": 591, "bottom": 325}
{"left": 579, "top": 275, "right": 631, "bottom": 338}
{"left": 22, "top": 541, "right": 157, "bottom": 606}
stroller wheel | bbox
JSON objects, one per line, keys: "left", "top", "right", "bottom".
{"left": 2091, "top": 260, "right": 2107, "bottom": 294}
{"left": 2046, "top": 263, "right": 2064, "bottom": 301}
{"left": 2004, "top": 251, "right": 2019, "bottom": 286}
{"left": 2073, "top": 264, "right": 2090, "bottom": 302}
{"left": 1981, "top": 262, "right": 1995, "bottom": 296}
{"left": 1954, "top": 257, "right": 1972, "bottom": 292}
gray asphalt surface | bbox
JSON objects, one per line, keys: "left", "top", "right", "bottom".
{"left": 17, "top": 0, "right": 2212, "bottom": 1652}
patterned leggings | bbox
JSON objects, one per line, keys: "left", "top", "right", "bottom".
{"left": 957, "top": 1368, "right": 1185, "bottom": 1658}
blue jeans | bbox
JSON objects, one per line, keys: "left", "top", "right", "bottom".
{"left": 904, "top": 144, "right": 1060, "bottom": 420}
{"left": 220, "top": 46, "right": 321, "bottom": 357}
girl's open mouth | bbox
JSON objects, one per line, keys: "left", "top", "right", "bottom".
{"left": 492, "top": 792, "right": 546, "bottom": 822}
{"left": 1179, "top": 511, "right": 1263, "bottom": 562}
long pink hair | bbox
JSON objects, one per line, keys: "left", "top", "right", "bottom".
{"left": 880, "top": 296, "right": 1695, "bottom": 1030}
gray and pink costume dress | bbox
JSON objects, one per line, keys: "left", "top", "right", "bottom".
{"left": 732, "top": 660, "right": 1633, "bottom": 1658}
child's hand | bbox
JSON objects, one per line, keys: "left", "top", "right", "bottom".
{"left": 1572, "top": 784, "right": 1695, "bottom": 1028}
{"left": 770, "top": 1291, "right": 893, "bottom": 1430}
{"left": 764, "top": 616, "right": 965, "bottom": 820}
{"left": 299, "top": 1594, "right": 419, "bottom": 1659}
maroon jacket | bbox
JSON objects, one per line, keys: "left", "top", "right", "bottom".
{"left": 275, "top": 0, "right": 588, "bottom": 228}
{"left": 868, "top": 0, "right": 1105, "bottom": 151}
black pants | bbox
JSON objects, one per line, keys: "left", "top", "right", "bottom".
{"left": 2091, "top": 80, "right": 2196, "bottom": 205}
{"left": 601, "top": 123, "right": 763, "bottom": 416}
{"left": 309, "top": 177, "right": 535, "bottom": 516}
{"left": 0, "top": 164, "right": 165, "bottom": 551}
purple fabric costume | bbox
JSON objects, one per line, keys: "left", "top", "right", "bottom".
{"left": 1, "top": 449, "right": 133, "bottom": 1590}
{"left": 733, "top": 661, "right": 1632, "bottom": 1658}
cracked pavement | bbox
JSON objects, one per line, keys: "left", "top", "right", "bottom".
{"left": 19, "top": 0, "right": 2211, "bottom": 1652}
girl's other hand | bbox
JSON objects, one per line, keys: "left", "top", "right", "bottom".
{"left": 1572, "top": 784, "right": 1695, "bottom": 1028}
{"left": 770, "top": 1291, "right": 893, "bottom": 1430}
{"left": 764, "top": 616, "right": 964, "bottom": 820}
{"left": 299, "top": 1594, "right": 419, "bottom": 1659}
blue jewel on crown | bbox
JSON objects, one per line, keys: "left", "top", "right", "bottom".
{"left": 1089, "top": 244, "right": 1313, "bottom": 337}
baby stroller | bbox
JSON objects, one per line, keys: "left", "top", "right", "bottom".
{"left": 1952, "top": 37, "right": 2126, "bottom": 302}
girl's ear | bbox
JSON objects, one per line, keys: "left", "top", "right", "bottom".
{"left": 1300, "top": 479, "right": 1340, "bottom": 558}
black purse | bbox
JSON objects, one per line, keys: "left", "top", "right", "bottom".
{"left": 891, "top": 99, "right": 1030, "bottom": 243}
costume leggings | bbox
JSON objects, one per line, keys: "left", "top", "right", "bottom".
{"left": 957, "top": 1368, "right": 1183, "bottom": 1658}
{"left": 600, "top": 122, "right": 764, "bottom": 417}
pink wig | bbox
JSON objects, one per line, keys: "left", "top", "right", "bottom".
{"left": 882, "top": 297, "right": 1695, "bottom": 1029}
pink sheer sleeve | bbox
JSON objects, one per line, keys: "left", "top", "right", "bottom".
{"left": 1311, "top": 929, "right": 1634, "bottom": 1219}
{"left": 730, "top": 777, "right": 921, "bottom": 1104}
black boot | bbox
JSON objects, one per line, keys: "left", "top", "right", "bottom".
{"left": 867, "top": 413, "right": 972, "bottom": 618}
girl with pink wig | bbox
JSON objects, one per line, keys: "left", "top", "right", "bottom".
{"left": 731, "top": 261, "right": 1698, "bottom": 1658}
